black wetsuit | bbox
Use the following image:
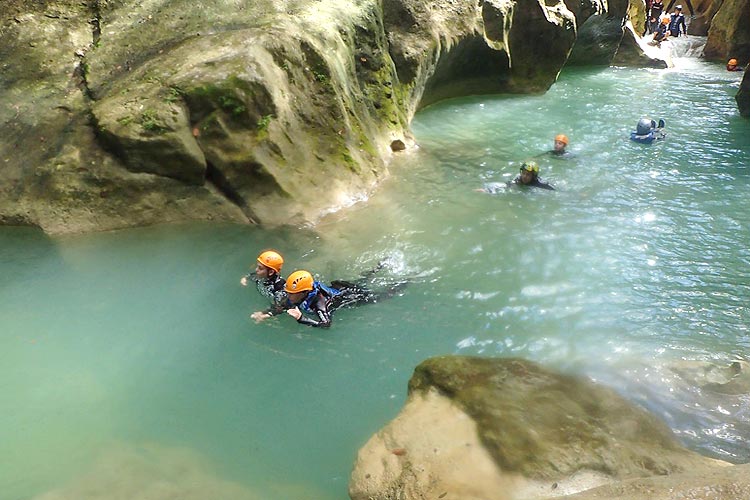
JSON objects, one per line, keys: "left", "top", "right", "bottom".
{"left": 652, "top": 23, "right": 668, "bottom": 43}
{"left": 509, "top": 176, "right": 555, "bottom": 190}
{"left": 668, "top": 12, "right": 686, "bottom": 36}
{"left": 247, "top": 273, "right": 288, "bottom": 316}
{"left": 292, "top": 280, "right": 379, "bottom": 328}
{"left": 648, "top": 0, "right": 664, "bottom": 32}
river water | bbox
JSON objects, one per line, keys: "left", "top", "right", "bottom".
{"left": 2, "top": 46, "right": 749, "bottom": 499}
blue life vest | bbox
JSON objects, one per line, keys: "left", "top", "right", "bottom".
{"left": 630, "top": 130, "right": 658, "bottom": 144}
{"left": 299, "top": 281, "right": 342, "bottom": 314}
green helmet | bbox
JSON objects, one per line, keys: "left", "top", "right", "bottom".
{"left": 520, "top": 161, "right": 539, "bottom": 173}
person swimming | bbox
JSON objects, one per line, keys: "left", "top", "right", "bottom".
{"left": 630, "top": 118, "right": 666, "bottom": 144}
{"left": 477, "top": 161, "right": 554, "bottom": 193}
{"left": 242, "top": 250, "right": 289, "bottom": 322}
{"left": 283, "top": 269, "right": 405, "bottom": 328}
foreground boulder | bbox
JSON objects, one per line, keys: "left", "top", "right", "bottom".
{"left": 349, "top": 356, "right": 744, "bottom": 500}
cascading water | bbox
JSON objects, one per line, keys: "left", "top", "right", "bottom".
{"left": 669, "top": 34, "right": 708, "bottom": 58}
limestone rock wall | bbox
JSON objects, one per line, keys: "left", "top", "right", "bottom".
{"left": 703, "top": 0, "right": 750, "bottom": 62}
{"left": 0, "top": 0, "right": 607, "bottom": 234}
{"left": 738, "top": 65, "right": 750, "bottom": 117}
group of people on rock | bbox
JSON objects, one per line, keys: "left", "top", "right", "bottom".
{"left": 648, "top": 2, "right": 687, "bottom": 46}
{"left": 644, "top": 0, "right": 745, "bottom": 72}
{"left": 242, "top": 250, "right": 401, "bottom": 328}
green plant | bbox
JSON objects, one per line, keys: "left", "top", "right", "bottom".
{"left": 116, "top": 115, "right": 134, "bottom": 126}
{"left": 164, "top": 86, "right": 183, "bottom": 103}
{"left": 218, "top": 95, "right": 246, "bottom": 116}
{"left": 257, "top": 114, "right": 273, "bottom": 132}
{"left": 140, "top": 109, "right": 166, "bottom": 132}
{"left": 312, "top": 70, "right": 329, "bottom": 85}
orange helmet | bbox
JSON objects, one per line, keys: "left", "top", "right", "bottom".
{"left": 661, "top": 16, "right": 669, "bottom": 24}
{"left": 728, "top": 58, "right": 738, "bottom": 66}
{"left": 257, "top": 250, "right": 283, "bottom": 273}
{"left": 285, "top": 270, "right": 314, "bottom": 293}
{"left": 554, "top": 134, "right": 569, "bottom": 145}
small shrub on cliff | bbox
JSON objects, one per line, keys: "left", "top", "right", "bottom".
{"left": 140, "top": 109, "right": 167, "bottom": 133}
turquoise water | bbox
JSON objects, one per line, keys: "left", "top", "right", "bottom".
{"left": 2, "top": 55, "right": 749, "bottom": 499}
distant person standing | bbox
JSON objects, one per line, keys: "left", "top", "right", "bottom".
{"left": 668, "top": 5, "right": 687, "bottom": 37}
{"left": 647, "top": 0, "right": 664, "bottom": 34}
{"left": 727, "top": 59, "right": 744, "bottom": 72}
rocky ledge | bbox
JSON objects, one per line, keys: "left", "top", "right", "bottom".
{"left": 349, "top": 356, "right": 750, "bottom": 500}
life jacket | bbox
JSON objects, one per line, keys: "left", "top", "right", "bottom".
{"left": 630, "top": 130, "right": 658, "bottom": 143}
{"left": 668, "top": 13, "right": 684, "bottom": 34}
{"left": 299, "top": 281, "right": 342, "bottom": 314}
{"left": 630, "top": 128, "right": 666, "bottom": 143}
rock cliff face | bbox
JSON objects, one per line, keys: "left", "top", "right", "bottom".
{"left": 349, "top": 356, "right": 750, "bottom": 500}
{"left": 703, "top": 0, "right": 750, "bottom": 62}
{"left": 738, "top": 66, "right": 750, "bottom": 117}
{"left": 0, "top": 0, "right": 617, "bottom": 234}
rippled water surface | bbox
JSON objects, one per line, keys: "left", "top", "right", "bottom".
{"left": 2, "top": 54, "right": 749, "bottom": 499}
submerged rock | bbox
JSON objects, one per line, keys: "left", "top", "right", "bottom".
{"left": 350, "top": 356, "right": 739, "bottom": 500}
{"left": 31, "top": 442, "right": 263, "bottom": 500}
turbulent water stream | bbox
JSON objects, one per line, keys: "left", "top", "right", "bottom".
{"left": 1, "top": 46, "right": 749, "bottom": 500}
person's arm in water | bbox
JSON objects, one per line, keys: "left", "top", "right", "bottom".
{"left": 251, "top": 295, "right": 288, "bottom": 322}
{"left": 475, "top": 182, "right": 506, "bottom": 194}
{"left": 533, "top": 179, "right": 555, "bottom": 190}
{"left": 250, "top": 278, "right": 288, "bottom": 322}
{"left": 286, "top": 294, "right": 332, "bottom": 328}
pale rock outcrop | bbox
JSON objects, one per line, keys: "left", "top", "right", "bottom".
{"left": 350, "top": 356, "right": 735, "bottom": 500}
{"left": 612, "top": 21, "right": 670, "bottom": 68}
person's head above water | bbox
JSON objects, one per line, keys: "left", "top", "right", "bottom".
{"left": 636, "top": 118, "right": 656, "bottom": 135}
{"left": 519, "top": 161, "right": 540, "bottom": 184}
{"left": 285, "top": 270, "right": 315, "bottom": 303}
{"left": 554, "top": 134, "right": 569, "bottom": 152}
{"left": 256, "top": 250, "right": 284, "bottom": 278}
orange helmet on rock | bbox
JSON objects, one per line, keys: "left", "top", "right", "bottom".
{"left": 257, "top": 250, "right": 284, "bottom": 273}
{"left": 285, "top": 270, "right": 314, "bottom": 293}
{"left": 554, "top": 134, "right": 569, "bottom": 145}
